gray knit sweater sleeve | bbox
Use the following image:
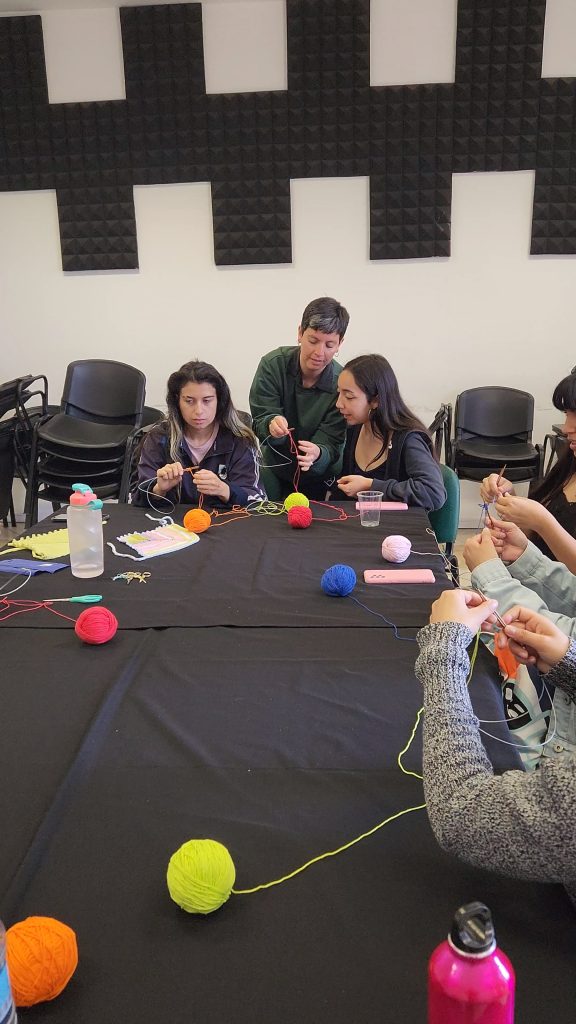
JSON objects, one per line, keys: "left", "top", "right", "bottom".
{"left": 415, "top": 622, "right": 576, "bottom": 904}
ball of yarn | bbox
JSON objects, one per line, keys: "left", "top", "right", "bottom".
{"left": 321, "top": 564, "right": 357, "bottom": 597}
{"left": 183, "top": 508, "right": 211, "bottom": 534}
{"left": 381, "top": 535, "right": 412, "bottom": 563}
{"left": 284, "top": 492, "right": 310, "bottom": 511}
{"left": 167, "top": 838, "right": 236, "bottom": 915}
{"left": 287, "top": 505, "right": 313, "bottom": 529}
{"left": 6, "top": 916, "right": 78, "bottom": 1007}
{"left": 75, "top": 606, "right": 118, "bottom": 645}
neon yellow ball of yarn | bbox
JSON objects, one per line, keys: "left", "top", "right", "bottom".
{"left": 167, "top": 839, "right": 236, "bottom": 914}
{"left": 284, "top": 492, "right": 310, "bottom": 510}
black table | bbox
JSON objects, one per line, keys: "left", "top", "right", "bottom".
{"left": 1, "top": 504, "right": 575, "bottom": 1023}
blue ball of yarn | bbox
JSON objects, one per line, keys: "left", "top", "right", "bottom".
{"left": 321, "top": 564, "right": 357, "bottom": 597}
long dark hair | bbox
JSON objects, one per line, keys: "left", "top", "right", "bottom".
{"left": 164, "top": 360, "right": 258, "bottom": 464}
{"left": 343, "top": 354, "right": 432, "bottom": 469}
{"left": 531, "top": 372, "right": 576, "bottom": 506}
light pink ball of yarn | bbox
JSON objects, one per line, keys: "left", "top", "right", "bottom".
{"left": 381, "top": 535, "right": 412, "bottom": 562}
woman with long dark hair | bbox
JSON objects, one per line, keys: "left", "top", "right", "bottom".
{"left": 480, "top": 372, "right": 576, "bottom": 566}
{"left": 330, "top": 354, "right": 445, "bottom": 509}
{"left": 133, "top": 360, "right": 266, "bottom": 508}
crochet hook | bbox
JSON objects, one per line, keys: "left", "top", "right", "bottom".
{"left": 43, "top": 594, "right": 102, "bottom": 604}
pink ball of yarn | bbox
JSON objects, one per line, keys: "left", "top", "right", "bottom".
{"left": 287, "top": 505, "right": 313, "bottom": 529}
{"left": 381, "top": 535, "right": 411, "bottom": 562}
{"left": 75, "top": 606, "right": 118, "bottom": 644}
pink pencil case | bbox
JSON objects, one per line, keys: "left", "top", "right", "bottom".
{"left": 355, "top": 501, "right": 408, "bottom": 510}
{"left": 364, "top": 569, "right": 435, "bottom": 584}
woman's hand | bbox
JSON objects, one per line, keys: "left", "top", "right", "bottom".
{"left": 495, "top": 494, "right": 550, "bottom": 533}
{"left": 154, "top": 461, "right": 184, "bottom": 495}
{"left": 480, "top": 473, "right": 514, "bottom": 503}
{"left": 297, "top": 440, "right": 321, "bottom": 471}
{"left": 336, "top": 474, "right": 374, "bottom": 497}
{"left": 488, "top": 519, "right": 528, "bottom": 563}
{"left": 498, "top": 606, "right": 570, "bottom": 672}
{"left": 429, "top": 589, "right": 499, "bottom": 631}
{"left": 269, "top": 415, "right": 289, "bottom": 438}
{"left": 194, "top": 469, "right": 230, "bottom": 502}
{"left": 463, "top": 528, "right": 500, "bottom": 571}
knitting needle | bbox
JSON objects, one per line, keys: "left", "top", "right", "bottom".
{"left": 496, "top": 463, "right": 507, "bottom": 486}
{"left": 472, "top": 588, "right": 507, "bottom": 628}
{"left": 183, "top": 466, "right": 199, "bottom": 475}
{"left": 43, "top": 594, "right": 102, "bottom": 604}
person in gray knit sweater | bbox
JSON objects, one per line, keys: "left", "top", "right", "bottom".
{"left": 415, "top": 588, "right": 576, "bottom": 907}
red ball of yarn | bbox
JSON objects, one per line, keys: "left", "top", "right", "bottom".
{"left": 287, "top": 505, "right": 313, "bottom": 529}
{"left": 75, "top": 606, "right": 118, "bottom": 644}
{"left": 6, "top": 916, "right": 78, "bottom": 1007}
{"left": 183, "top": 508, "right": 211, "bottom": 534}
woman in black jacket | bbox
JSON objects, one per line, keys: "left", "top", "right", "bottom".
{"left": 133, "top": 360, "right": 266, "bottom": 509}
{"left": 331, "top": 354, "right": 445, "bottom": 511}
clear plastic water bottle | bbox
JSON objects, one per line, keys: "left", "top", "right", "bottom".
{"left": 0, "top": 920, "right": 16, "bottom": 1024}
{"left": 428, "top": 901, "right": 515, "bottom": 1023}
{"left": 66, "top": 482, "right": 104, "bottom": 579}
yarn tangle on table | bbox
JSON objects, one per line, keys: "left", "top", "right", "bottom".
{"left": 381, "top": 535, "right": 412, "bottom": 562}
{"left": 75, "top": 606, "right": 118, "bottom": 644}
{"left": 320, "top": 564, "right": 357, "bottom": 597}
{"left": 167, "top": 839, "right": 236, "bottom": 914}
{"left": 287, "top": 505, "right": 313, "bottom": 529}
{"left": 284, "top": 492, "right": 310, "bottom": 511}
{"left": 6, "top": 916, "right": 78, "bottom": 1007}
{"left": 183, "top": 508, "right": 211, "bottom": 534}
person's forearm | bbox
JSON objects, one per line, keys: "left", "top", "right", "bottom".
{"left": 416, "top": 622, "right": 576, "bottom": 884}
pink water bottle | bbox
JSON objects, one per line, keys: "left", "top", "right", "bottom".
{"left": 428, "top": 901, "right": 515, "bottom": 1023}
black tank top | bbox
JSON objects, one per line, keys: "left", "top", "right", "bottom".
{"left": 532, "top": 490, "right": 576, "bottom": 559}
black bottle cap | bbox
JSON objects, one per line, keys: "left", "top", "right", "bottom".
{"left": 449, "top": 902, "right": 496, "bottom": 955}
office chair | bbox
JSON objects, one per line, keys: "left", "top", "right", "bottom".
{"left": 0, "top": 374, "right": 49, "bottom": 527}
{"left": 449, "top": 386, "right": 540, "bottom": 484}
{"left": 25, "top": 360, "right": 146, "bottom": 525}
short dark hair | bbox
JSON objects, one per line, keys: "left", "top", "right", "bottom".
{"left": 300, "top": 297, "right": 349, "bottom": 340}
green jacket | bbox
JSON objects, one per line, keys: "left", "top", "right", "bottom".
{"left": 249, "top": 346, "right": 346, "bottom": 480}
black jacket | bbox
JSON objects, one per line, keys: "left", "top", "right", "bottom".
{"left": 132, "top": 423, "right": 266, "bottom": 509}
{"left": 330, "top": 426, "right": 446, "bottom": 511}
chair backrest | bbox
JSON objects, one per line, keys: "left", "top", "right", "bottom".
{"left": 428, "top": 464, "right": 460, "bottom": 545}
{"left": 61, "top": 360, "right": 146, "bottom": 427}
{"left": 454, "top": 387, "right": 534, "bottom": 442}
{"left": 0, "top": 375, "right": 33, "bottom": 420}
{"left": 428, "top": 403, "right": 452, "bottom": 461}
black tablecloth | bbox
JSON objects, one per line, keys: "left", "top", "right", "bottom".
{"left": 0, "top": 504, "right": 449, "bottom": 628}
{"left": 2, "top": 626, "right": 575, "bottom": 1023}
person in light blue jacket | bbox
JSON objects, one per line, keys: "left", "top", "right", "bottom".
{"left": 464, "top": 523, "right": 576, "bottom": 763}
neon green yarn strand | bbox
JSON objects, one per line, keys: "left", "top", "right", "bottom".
{"left": 233, "top": 698, "right": 427, "bottom": 896}
{"left": 231, "top": 802, "right": 426, "bottom": 895}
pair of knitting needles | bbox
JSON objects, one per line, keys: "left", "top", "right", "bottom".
{"left": 480, "top": 463, "right": 507, "bottom": 536}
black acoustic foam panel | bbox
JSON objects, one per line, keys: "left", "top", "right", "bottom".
{"left": 0, "top": 0, "right": 574, "bottom": 271}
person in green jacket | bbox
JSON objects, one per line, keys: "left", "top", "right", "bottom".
{"left": 249, "top": 296, "right": 350, "bottom": 501}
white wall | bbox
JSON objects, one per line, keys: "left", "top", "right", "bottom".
{"left": 2, "top": 0, "right": 576, "bottom": 523}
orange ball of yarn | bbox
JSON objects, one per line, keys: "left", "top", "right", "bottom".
{"left": 6, "top": 916, "right": 78, "bottom": 1007}
{"left": 75, "top": 606, "right": 118, "bottom": 644}
{"left": 287, "top": 505, "right": 313, "bottom": 529}
{"left": 183, "top": 508, "right": 211, "bottom": 534}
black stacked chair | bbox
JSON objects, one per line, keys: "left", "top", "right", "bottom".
{"left": 0, "top": 374, "right": 49, "bottom": 527}
{"left": 449, "top": 386, "right": 541, "bottom": 485}
{"left": 25, "top": 360, "right": 146, "bottom": 526}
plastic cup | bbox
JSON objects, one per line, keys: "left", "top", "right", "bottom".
{"left": 357, "top": 490, "right": 384, "bottom": 527}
